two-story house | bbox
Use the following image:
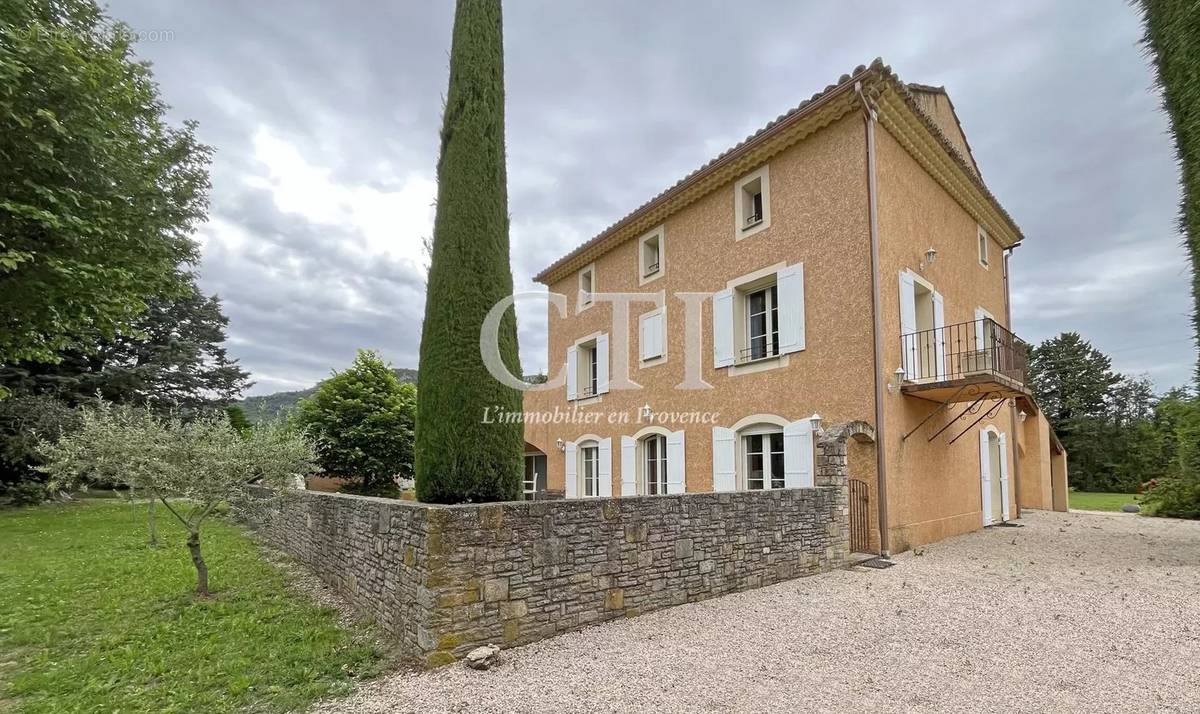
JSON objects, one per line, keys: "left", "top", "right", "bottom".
{"left": 521, "top": 59, "right": 1067, "bottom": 555}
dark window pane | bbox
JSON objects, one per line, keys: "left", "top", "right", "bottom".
{"left": 771, "top": 451, "right": 785, "bottom": 489}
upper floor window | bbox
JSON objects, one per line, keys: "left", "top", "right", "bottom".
{"left": 639, "top": 227, "right": 664, "bottom": 283}
{"left": 578, "top": 263, "right": 596, "bottom": 309}
{"left": 745, "top": 284, "right": 779, "bottom": 363}
{"left": 566, "top": 334, "right": 609, "bottom": 401}
{"left": 977, "top": 226, "right": 990, "bottom": 268}
{"left": 713, "top": 262, "right": 804, "bottom": 371}
{"left": 734, "top": 166, "right": 771, "bottom": 239}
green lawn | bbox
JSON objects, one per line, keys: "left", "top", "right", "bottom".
{"left": 1069, "top": 491, "right": 1140, "bottom": 512}
{"left": 0, "top": 501, "right": 385, "bottom": 713}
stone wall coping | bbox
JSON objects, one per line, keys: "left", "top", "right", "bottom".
{"left": 287, "top": 484, "right": 842, "bottom": 512}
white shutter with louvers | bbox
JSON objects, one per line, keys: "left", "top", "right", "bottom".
{"left": 979, "top": 430, "right": 992, "bottom": 525}
{"left": 566, "top": 346, "right": 578, "bottom": 400}
{"left": 713, "top": 288, "right": 735, "bottom": 368}
{"left": 595, "top": 334, "right": 609, "bottom": 394}
{"left": 666, "top": 431, "right": 686, "bottom": 494}
{"left": 776, "top": 263, "right": 806, "bottom": 354}
{"left": 932, "top": 291, "right": 946, "bottom": 380}
{"left": 598, "top": 438, "right": 613, "bottom": 497}
{"left": 620, "top": 436, "right": 637, "bottom": 496}
{"left": 640, "top": 309, "right": 664, "bottom": 361}
{"left": 564, "top": 441, "right": 578, "bottom": 499}
{"left": 712, "top": 427, "right": 736, "bottom": 492}
{"left": 899, "top": 271, "right": 918, "bottom": 380}
{"left": 998, "top": 432, "right": 1011, "bottom": 521}
{"left": 783, "top": 419, "right": 814, "bottom": 489}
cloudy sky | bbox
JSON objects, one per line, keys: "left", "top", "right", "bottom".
{"left": 105, "top": 0, "right": 1192, "bottom": 395}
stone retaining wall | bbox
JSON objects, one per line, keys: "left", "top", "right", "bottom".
{"left": 252, "top": 425, "right": 864, "bottom": 667}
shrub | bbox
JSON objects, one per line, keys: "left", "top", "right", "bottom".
{"left": 5, "top": 480, "right": 48, "bottom": 507}
{"left": 293, "top": 350, "right": 416, "bottom": 490}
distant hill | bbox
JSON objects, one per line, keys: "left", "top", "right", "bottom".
{"left": 238, "top": 367, "right": 419, "bottom": 423}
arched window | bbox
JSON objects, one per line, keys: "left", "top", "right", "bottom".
{"left": 711, "top": 415, "right": 815, "bottom": 492}
{"left": 739, "top": 424, "right": 785, "bottom": 490}
{"left": 579, "top": 440, "right": 599, "bottom": 497}
{"left": 641, "top": 433, "right": 668, "bottom": 495}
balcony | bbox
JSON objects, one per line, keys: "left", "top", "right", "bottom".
{"left": 899, "top": 318, "right": 1031, "bottom": 407}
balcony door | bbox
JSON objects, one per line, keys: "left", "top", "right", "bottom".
{"left": 899, "top": 271, "right": 945, "bottom": 382}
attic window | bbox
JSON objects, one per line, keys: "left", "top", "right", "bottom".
{"left": 734, "top": 166, "right": 771, "bottom": 239}
{"left": 638, "top": 226, "right": 665, "bottom": 283}
{"left": 578, "top": 264, "right": 595, "bottom": 309}
{"left": 978, "top": 226, "right": 990, "bottom": 268}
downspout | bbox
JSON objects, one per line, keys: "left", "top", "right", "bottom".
{"left": 1003, "top": 246, "right": 1022, "bottom": 518}
{"left": 857, "top": 81, "right": 890, "bottom": 557}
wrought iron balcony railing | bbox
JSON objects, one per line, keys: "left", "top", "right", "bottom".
{"left": 899, "top": 318, "right": 1028, "bottom": 386}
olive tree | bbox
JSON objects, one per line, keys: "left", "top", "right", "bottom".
{"left": 40, "top": 404, "right": 316, "bottom": 596}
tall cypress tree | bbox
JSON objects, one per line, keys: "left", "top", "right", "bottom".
{"left": 415, "top": 0, "right": 523, "bottom": 503}
{"left": 1137, "top": 1, "right": 1200, "bottom": 383}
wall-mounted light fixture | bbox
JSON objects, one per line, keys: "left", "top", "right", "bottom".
{"left": 809, "top": 413, "right": 823, "bottom": 434}
{"left": 889, "top": 367, "right": 906, "bottom": 393}
{"left": 640, "top": 404, "right": 653, "bottom": 421}
{"left": 920, "top": 246, "right": 938, "bottom": 272}
{"left": 555, "top": 438, "right": 565, "bottom": 452}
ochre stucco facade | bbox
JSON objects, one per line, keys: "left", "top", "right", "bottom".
{"left": 521, "top": 61, "right": 1066, "bottom": 554}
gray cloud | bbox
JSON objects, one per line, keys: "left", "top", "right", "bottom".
{"left": 106, "top": 0, "right": 1192, "bottom": 394}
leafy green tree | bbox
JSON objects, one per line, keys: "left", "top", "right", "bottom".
{"left": 40, "top": 404, "right": 316, "bottom": 595}
{"left": 415, "top": 0, "right": 523, "bottom": 504}
{"left": 0, "top": 0, "right": 210, "bottom": 366}
{"left": 0, "top": 272, "right": 250, "bottom": 411}
{"left": 0, "top": 393, "right": 79, "bottom": 486}
{"left": 225, "top": 405, "right": 251, "bottom": 436}
{"left": 1141, "top": 390, "right": 1200, "bottom": 518}
{"left": 1029, "top": 332, "right": 1120, "bottom": 432}
{"left": 1137, "top": 1, "right": 1200, "bottom": 383}
{"left": 294, "top": 350, "right": 416, "bottom": 491}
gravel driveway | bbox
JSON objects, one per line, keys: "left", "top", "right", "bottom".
{"left": 314, "top": 510, "right": 1200, "bottom": 714}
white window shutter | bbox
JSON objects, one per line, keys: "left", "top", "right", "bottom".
{"left": 666, "top": 431, "right": 686, "bottom": 494}
{"left": 713, "top": 288, "right": 734, "bottom": 368}
{"left": 776, "top": 263, "right": 806, "bottom": 354}
{"left": 899, "top": 271, "right": 918, "bottom": 379}
{"left": 598, "top": 438, "right": 613, "bottom": 497}
{"left": 974, "top": 307, "right": 987, "bottom": 349}
{"left": 932, "top": 291, "right": 946, "bottom": 380}
{"left": 620, "top": 436, "right": 637, "bottom": 496}
{"left": 566, "top": 346, "right": 578, "bottom": 400}
{"left": 564, "top": 441, "right": 578, "bottom": 499}
{"left": 712, "top": 427, "right": 736, "bottom": 491}
{"left": 783, "top": 419, "right": 814, "bottom": 489}
{"left": 998, "top": 432, "right": 1010, "bottom": 521}
{"left": 979, "top": 430, "right": 992, "bottom": 525}
{"left": 640, "top": 310, "right": 664, "bottom": 361}
{"left": 595, "top": 334, "right": 609, "bottom": 394}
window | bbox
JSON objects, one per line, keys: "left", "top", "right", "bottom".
{"left": 580, "top": 444, "right": 599, "bottom": 497}
{"left": 978, "top": 226, "right": 989, "bottom": 268}
{"left": 641, "top": 434, "right": 668, "bottom": 495}
{"left": 734, "top": 166, "right": 771, "bottom": 239}
{"left": 745, "top": 284, "right": 779, "bottom": 362}
{"left": 523, "top": 453, "right": 546, "bottom": 497}
{"left": 639, "top": 227, "right": 664, "bottom": 282}
{"left": 577, "top": 341, "right": 597, "bottom": 397}
{"left": 743, "top": 429, "right": 785, "bottom": 490}
{"left": 567, "top": 334, "right": 608, "bottom": 401}
{"left": 639, "top": 305, "right": 666, "bottom": 363}
{"left": 578, "top": 264, "right": 595, "bottom": 308}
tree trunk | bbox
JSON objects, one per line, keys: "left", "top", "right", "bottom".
{"left": 186, "top": 530, "right": 209, "bottom": 596}
{"left": 146, "top": 499, "right": 159, "bottom": 547}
